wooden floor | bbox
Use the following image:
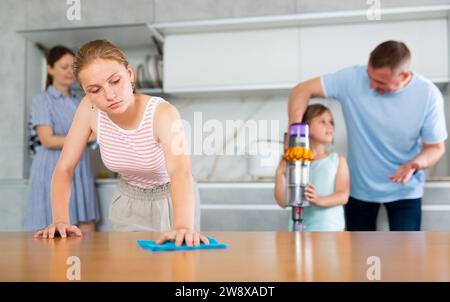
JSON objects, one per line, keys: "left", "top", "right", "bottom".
{"left": 1, "top": 232, "right": 449, "bottom": 281}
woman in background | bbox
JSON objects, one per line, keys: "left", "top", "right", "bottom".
{"left": 24, "top": 45, "right": 99, "bottom": 232}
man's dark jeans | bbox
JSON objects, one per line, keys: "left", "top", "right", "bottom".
{"left": 345, "top": 196, "right": 422, "bottom": 231}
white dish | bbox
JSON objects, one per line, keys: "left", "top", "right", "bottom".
{"left": 146, "top": 55, "right": 157, "bottom": 88}
{"left": 154, "top": 55, "right": 163, "bottom": 87}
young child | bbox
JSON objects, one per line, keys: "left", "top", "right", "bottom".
{"left": 275, "top": 104, "right": 350, "bottom": 231}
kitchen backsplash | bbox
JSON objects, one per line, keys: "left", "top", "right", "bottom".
{"left": 170, "top": 95, "right": 348, "bottom": 182}
{"left": 90, "top": 87, "right": 450, "bottom": 182}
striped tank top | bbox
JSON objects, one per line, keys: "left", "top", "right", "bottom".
{"left": 97, "top": 96, "right": 170, "bottom": 189}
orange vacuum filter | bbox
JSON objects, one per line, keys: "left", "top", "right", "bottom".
{"left": 284, "top": 146, "right": 314, "bottom": 162}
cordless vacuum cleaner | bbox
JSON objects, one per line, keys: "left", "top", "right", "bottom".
{"left": 284, "top": 123, "right": 314, "bottom": 232}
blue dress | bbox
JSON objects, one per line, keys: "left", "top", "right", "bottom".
{"left": 24, "top": 85, "right": 100, "bottom": 231}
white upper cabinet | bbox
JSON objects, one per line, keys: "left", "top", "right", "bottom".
{"left": 163, "top": 27, "right": 300, "bottom": 93}
{"left": 299, "top": 19, "right": 449, "bottom": 81}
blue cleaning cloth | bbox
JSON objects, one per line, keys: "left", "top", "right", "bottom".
{"left": 137, "top": 236, "right": 228, "bottom": 252}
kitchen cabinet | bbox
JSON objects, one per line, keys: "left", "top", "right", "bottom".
{"left": 94, "top": 180, "right": 450, "bottom": 232}
{"left": 157, "top": 4, "right": 450, "bottom": 96}
{"left": 299, "top": 19, "right": 449, "bottom": 80}
{"left": 95, "top": 180, "right": 291, "bottom": 232}
{"left": 163, "top": 27, "right": 300, "bottom": 94}
{"left": 198, "top": 182, "right": 450, "bottom": 232}
{"left": 1, "top": 179, "right": 449, "bottom": 232}
{"left": 18, "top": 5, "right": 450, "bottom": 99}
{"left": 19, "top": 23, "right": 164, "bottom": 97}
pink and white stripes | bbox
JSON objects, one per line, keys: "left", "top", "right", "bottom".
{"left": 97, "top": 97, "right": 170, "bottom": 189}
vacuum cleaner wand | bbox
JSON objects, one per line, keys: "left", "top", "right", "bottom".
{"left": 284, "top": 123, "right": 313, "bottom": 232}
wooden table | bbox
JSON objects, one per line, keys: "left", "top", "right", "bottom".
{"left": 1, "top": 232, "right": 449, "bottom": 281}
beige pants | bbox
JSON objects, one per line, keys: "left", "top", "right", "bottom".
{"left": 109, "top": 178, "right": 200, "bottom": 232}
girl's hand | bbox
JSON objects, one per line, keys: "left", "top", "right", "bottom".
{"left": 34, "top": 222, "right": 82, "bottom": 239}
{"left": 305, "top": 184, "right": 324, "bottom": 206}
{"left": 156, "top": 229, "right": 210, "bottom": 247}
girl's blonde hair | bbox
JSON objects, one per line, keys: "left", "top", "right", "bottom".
{"left": 301, "top": 104, "right": 333, "bottom": 125}
{"left": 73, "top": 39, "right": 135, "bottom": 92}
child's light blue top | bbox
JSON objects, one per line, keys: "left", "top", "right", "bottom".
{"left": 297, "top": 152, "right": 345, "bottom": 232}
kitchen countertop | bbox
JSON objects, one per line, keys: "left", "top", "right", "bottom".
{"left": 1, "top": 232, "right": 449, "bottom": 281}
{"left": 95, "top": 178, "right": 450, "bottom": 189}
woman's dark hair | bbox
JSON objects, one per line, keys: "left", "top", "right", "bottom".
{"left": 37, "top": 44, "right": 75, "bottom": 89}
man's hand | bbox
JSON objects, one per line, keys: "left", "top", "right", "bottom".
{"left": 389, "top": 162, "right": 419, "bottom": 184}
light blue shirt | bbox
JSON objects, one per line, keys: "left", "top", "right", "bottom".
{"left": 302, "top": 152, "right": 345, "bottom": 231}
{"left": 321, "top": 65, "right": 447, "bottom": 202}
